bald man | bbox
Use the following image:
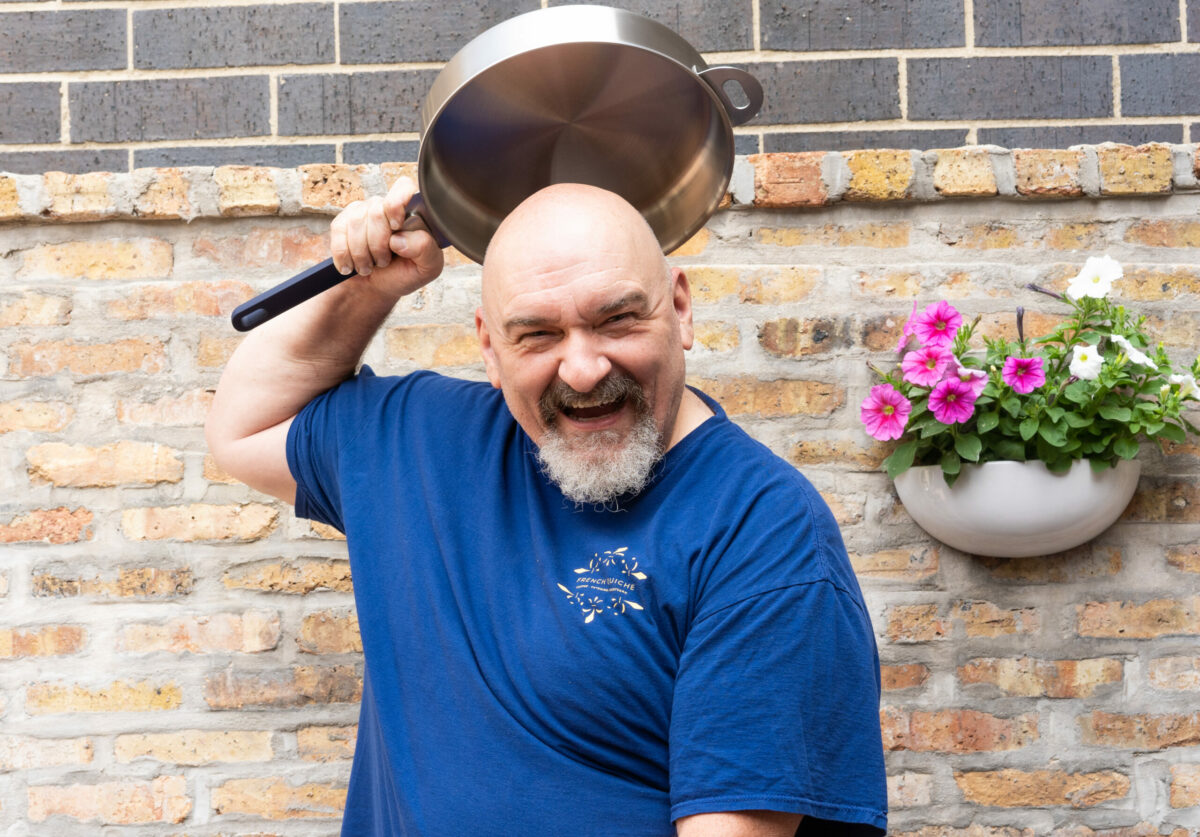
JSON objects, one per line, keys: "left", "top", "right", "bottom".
{"left": 207, "top": 179, "right": 887, "bottom": 836}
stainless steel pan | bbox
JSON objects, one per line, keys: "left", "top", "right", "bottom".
{"left": 231, "top": 5, "right": 763, "bottom": 331}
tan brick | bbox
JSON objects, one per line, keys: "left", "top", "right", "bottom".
{"left": 0, "top": 174, "right": 19, "bottom": 220}
{"left": 0, "top": 292, "right": 71, "bottom": 327}
{"left": 1167, "top": 545, "right": 1200, "bottom": 573}
{"left": 861, "top": 315, "right": 906, "bottom": 352}
{"left": 1077, "top": 597, "right": 1200, "bottom": 638}
{"left": 299, "top": 609, "right": 362, "bottom": 654}
{"left": 0, "top": 735, "right": 93, "bottom": 769}
{"left": 1050, "top": 824, "right": 1190, "bottom": 837}
{"left": 0, "top": 625, "right": 85, "bottom": 658}
{"left": 118, "top": 390, "right": 213, "bottom": 427}
{"left": 975, "top": 309, "right": 1066, "bottom": 343}
{"left": 1121, "top": 266, "right": 1200, "bottom": 300}
{"left": 118, "top": 610, "right": 280, "bottom": 654}
{"left": 198, "top": 334, "right": 242, "bottom": 367}
{"left": 300, "top": 164, "right": 367, "bottom": 211}
{"left": 692, "top": 321, "right": 739, "bottom": 353}
{"left": 1125, "top": 219, "right": 1200, "bottom": 248}
{"left": 205, "top": 665, "right": 362, "bottom": 709}
{"left": 216, "top": 166, "right": 280, "bottom": 216}
{"left": 955, "top": 769, "right": 1129, "bottom": 808}
{"left": 978, "top": 546, "right": 1121, "bottom": 582}
{"left": 28, "top": 776, "right": 190, "bottom": 824}
{"left": 855, "top": 269, "right": 923, "bottom": 298}
{"left": 789, "top": 437, "right": 889, "bottom": 469}
{"left": 298, "top": 725, "right": 357, "bottom": 761}
{"left": 134, "top": 168, "right": 190, "bottom": 219}
{"left": 933, "top": 148, "right": 997, "bottom": 197}
{"left": 0, "top": 400, "right": 73, "bottom": 433}
{"left": 1099, "top": 143, "right": 1173, "bottom": 196}
{"left": 819, "top": 491, "right": 864, "bottom": 526}
{"left": 1170, "top": 763, "right": 1200, "bottom": 808}
{"left": 758, "top": 222, "right": 910, "bottom": 249}
{"left": 843, "top": 149, "right": 914, "bottom": 201}
{"left": 883, "top": 707, "right": 1038, "bottom": 753}
{"left": 881, "top": 663, "right": 929, "bottom": 691}
{"left": 958, "top": 657, "right": 1122, "bottom": 698}
{"left": 115, "top": 730, "right": 273, "bottom": 764}
{"left": 107, "top": 279, "right": 253, "bottom": 320}
{"left": 121, "top": 503, "right": 278, "bottom": 542}
{"left": 687, "top": 375, "right": 843, "bottom": 418}
{"left": 10, "top": 338, "right": 167, "bottom": 377}
{"left": 1081, "top": 710, "right": 1200, "bottom": 749}
{"left": 385, "top": 324, "right": 480, "bottom": 367}
{"left": 850, "top": 546, "right": 938, "bottom": 581}
{"left": 310, "top": 520, "right": 347, "bottom": 540}
{"left": 194, "top": 225, "right": 329, "bottom": 269}
{"left": 26, "top": 680, "right": 182, "bottom": 714}
{"left": 887, "top": 604, "right": 949, "bottom": 643}
{"left": 668, "top": 227, "right": 711, "bottom": 257}
{"left": 212, "top": 777, "right": 346, "bottom": 820}
{"left": 1149, "top": 656, "right": 1200, "bottom": 690}
{"left": 686, "top": 265, "right": 818, "bottom": 305}
{"left": 20, "top": 238, "right": 173, "bottom": 280}
{"left": 0, "top": 507, "right": 93, "bottom": 544}
{"left": 759, "top": 317, "right": 850, "bottom": 357}
{"left": 1014, "top": 149, "right": 1085, "bottom": 197}
{"left": 888, "top": 772, "right": 933, "bottom": 808}
{"left": 33, "top": 565, "right": 193, "bottom": 599}
{"left": 27, "top": 441, "right": 183, "bottom": 487}
{"left": 43, "top": 171, "right": 115, "bottom": 222}
{"left": 204, "top": 454, "right": 241, "bottom": 485}
{"left": 1044, "top": 222, "right": 1106, "bottom": 251}
{"left": 939, "top": 222, "right": 1020, "bottom": 249}
{"left": 959, "top": 601, "right": 1039, "bottom": 637}
{"left": 750, "top": 152, "right": 828, "bottom": 207}
{"left": 1125, "top": 480, "right": 1200, "bottom": 523}
{"left": 893, "top": 828, "right": 1032, "bottom": 837}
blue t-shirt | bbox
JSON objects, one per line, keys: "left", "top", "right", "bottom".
{"left": 287, "top": 369, "right": 887, "bottom": 836}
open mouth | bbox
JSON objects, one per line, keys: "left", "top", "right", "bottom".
{"left": 561, "top": 396, "right": 628, "bottom": 421}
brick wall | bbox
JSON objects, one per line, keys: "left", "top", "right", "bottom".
{"left": 2, "top": 144, "right": 1200, "bottom": 833}
{"left": 2, "top": 0, "right": 1199, "bottom": 173}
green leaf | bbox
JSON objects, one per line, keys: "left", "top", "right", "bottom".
{"left": 1045, "top": 405, "right": 1066, "bottom": 423}
{"left": 884, "top": 441, "right": 917, "bottom": 479}
{"left": 1158, "top": 422, "right": 1187, "bottom": 443}
{"left": 1113, "top": 435, "right": 1140, "bottom": 460}
{"left": 955, "top": 433, "right": 983, "bottom": 462}
{"left": 976, "top": 411, "right": 1000, "bottom": 434}
{"left": 1061, "top": 411, "right": 1093, "bottom": 428}
{"left": 1089, "top": 458, "right": 1112, "bottom": 473}
{"left": 920, "top": 421, "right": 950, "bottom": 439}
{"left": 1001, "top": 396, "right": 1023, "bottom": 418}
{"left": 1037, "top": 421, "right": 1068, "bottom": 447}
{"left": 1019, "top": 416, "right": 1040, "bottom": 441}
{"left": 992, "top": 439, "right": 1027, "bottom": 460}
{"left": 1098, "top": 405, "right": 1132, "bottom": 422}
{"left": 940, "top": 449, "right": 962, "bottom": 475}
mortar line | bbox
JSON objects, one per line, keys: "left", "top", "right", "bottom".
{"left": 1181, "top": 0, "right": 1189, "bottom": 43}
{"left": 897, "top": 56, "right": 908, "bottom": 121}
{"left": 963, "top": 0, "right": 975, "bottom": 51}
{"left": 752, "top": 0, "right": 761, "bottom": 52}
{"left": 1111, "top": 55, "right": 1122, "bottom": 119}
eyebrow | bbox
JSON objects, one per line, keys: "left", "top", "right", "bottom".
{"left": 503, "top": 291, "right": 651, "bottom": 332}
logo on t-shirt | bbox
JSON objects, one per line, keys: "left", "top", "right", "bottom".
{"left": 557, "top": 547, "right": 646, "bottom": 623}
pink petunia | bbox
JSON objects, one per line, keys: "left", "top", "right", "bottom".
{"left": 928, "top": 378, "right": 978, "bottom": 424}
{"left": 944, "top": 355, "right": 988, "bottom": 397}
{"left": 902, "top": 345, "right": 951, "bottom": 387}
{"left": 912, "top": 300, "right": 963, "bottom": 348}
{"left": 860, "top": 384, "right": 912, "bottom": 441}
{"left": 1002, "top": 356, "right": 1046, "bottom": 394}
{"left": 895, "top": 299, "right": 920, "bottom": 353}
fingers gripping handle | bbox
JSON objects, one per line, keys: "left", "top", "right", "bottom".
{"left": 229, "top": 193, "right": 448, "bottom": 332}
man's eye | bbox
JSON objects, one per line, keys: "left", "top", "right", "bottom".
{"left": 604, "top": 313, "right": 632, "bottom": 325}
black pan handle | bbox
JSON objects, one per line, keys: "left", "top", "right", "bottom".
{"left": 230, "top": 192, "right": 449, "bottom": 332}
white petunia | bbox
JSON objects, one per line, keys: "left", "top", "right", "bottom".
{"left": 1066, "top": 255, "right": 1123, "bottom": 300}
{"left": 1111, "top": 334, "right": 1155, "bottom": 368}
{"left": 1170, "top": 373, "right": 1198, "bottom": 399}
{"left": 1069, "top": 344, "right": 1104, "bottom": 380}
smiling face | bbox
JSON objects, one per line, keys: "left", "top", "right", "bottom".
{"left": 476, "top": 185, "right": 704, "bottom": 502}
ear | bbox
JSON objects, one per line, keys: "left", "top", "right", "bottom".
{"left": 475, "top": 307, "right": 503, "bottom": 389}
{"left": 671, "top": 267, "right": 694, "bottom": 351}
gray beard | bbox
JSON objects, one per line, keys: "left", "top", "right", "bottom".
{"left": 536, "top": 414, "right": 663, "bottom": 508}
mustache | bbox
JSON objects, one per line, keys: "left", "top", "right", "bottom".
{"left": 538, "top": 372, "right": 645, "bottom": 423}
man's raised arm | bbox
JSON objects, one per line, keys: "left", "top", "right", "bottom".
{"left": 205, "top": 178, "right": 445, "bottom": 503}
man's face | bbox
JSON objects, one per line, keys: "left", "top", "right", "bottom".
{"left": 476, "top": 189, "right": 695, "bottom": 503}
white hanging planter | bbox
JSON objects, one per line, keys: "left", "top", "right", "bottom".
{"left": 893, "top": 459, "right": 1142, "bottom": 558}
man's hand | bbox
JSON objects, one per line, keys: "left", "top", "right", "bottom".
{"left": 676, "top": 810, "right": 803, "bottom": 837}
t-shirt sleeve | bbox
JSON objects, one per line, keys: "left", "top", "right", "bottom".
{"left": 668, "top": 579, "right": 887, "bottom": 834}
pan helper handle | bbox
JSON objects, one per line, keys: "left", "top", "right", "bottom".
{"left": 697, "top": 66, "right": 764, "bottom": 127}
{"left": 229, "top": 193, "right": 449, "bottom": 332}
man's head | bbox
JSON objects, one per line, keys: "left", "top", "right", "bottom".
{"left": 475, "top": 184, "right": 697, "bottom": 506}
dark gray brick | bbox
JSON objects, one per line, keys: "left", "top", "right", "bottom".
{"left": 750, "top": 60, "right": 899, "bottom": 124}
{"left": 70, "top": 77, "right": 270, "bottom": 143}
{"left": 340, "top": 1, "right": 537, "bottom": 64}
{"left": 134, "top": 144, "right": 337, "bottom": 169}
{"left": 343, "top": 141, "right": 420, "bottom": 164}
{"left": 545, "top": 0, "right": 753, "bottom": 52}
{"left": 762, "top": 0, "right": 963, "bottom": 50}
{"left": 0, "top": 148, "right": 126, "bottom": 174}
{"left": 734, "top": 134, "right": 761, "bottom": 155}
{"left": 134, "top": 4, "right": 334, "bottom": 70}
{"left": 1191, "top": 0, "right": 1200, "bottom": 41}
{"left": 765, "top": 128, "right": 968, "bottom": 152}
{"left": 1121, "top": 54, "right": 1200, "bottom": 117}
{"left": 975, "top": 0, "right": 1178, "bottom": 46}
{"left": 278, "top": 71, "right": 439, "bottom": 136}
{"left": 0, "top": 83, "right": 61, "bottom": 144}
{"left": 908, "top": 57, "right": 1111, "bottom": 120}
{"left": 978, "top": 123, "right": 1183, "bottom": 148}
{"left": 0, "top": 10, "right": 125, "bottom": 72}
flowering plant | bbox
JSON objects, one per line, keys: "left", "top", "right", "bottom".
{"left": 861, "top": 255, "right": 1200, "bottom": 484}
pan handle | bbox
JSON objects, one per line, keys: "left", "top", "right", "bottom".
{"left": 698, "top": 66, "right": 764, "bottom": 128}
{"left": 230, "top": 192, "right": 449, "bottom": 332}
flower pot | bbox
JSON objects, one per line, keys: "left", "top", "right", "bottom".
{"left": 893, "top": 459, "right": 1141, "bottom": 558}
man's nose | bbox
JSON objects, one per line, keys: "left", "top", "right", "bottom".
{"left": 557, "top": 333, "right": 612, "bottom": 394}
